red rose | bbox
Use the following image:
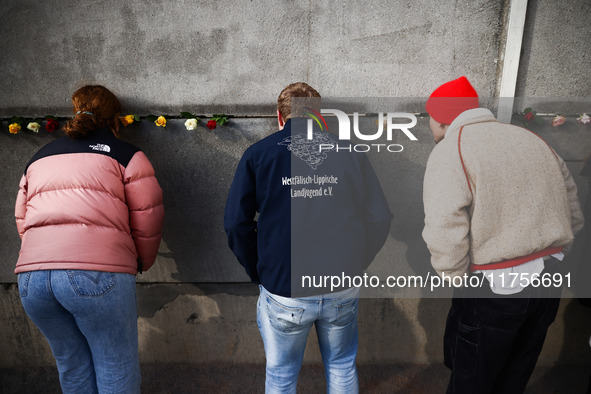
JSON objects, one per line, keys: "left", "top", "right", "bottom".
{"left": 524, "top": 112, "right": 534, "bottom": 121}
{"left": 46, "top": 118, "right": 59, "bottom": 132}
{"left": 207, "top": 120, "right": 217, "bottom": 130}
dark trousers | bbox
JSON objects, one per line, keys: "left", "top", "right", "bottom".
{"left": 444, "top": 260, "right": 562, "bottom": 394}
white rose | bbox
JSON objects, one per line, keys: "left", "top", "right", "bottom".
{"left": 27, "top": 122, "right": 41, "bottom": 133}
{"left": 184, "top": 118, "right": 198, "bottom": 130}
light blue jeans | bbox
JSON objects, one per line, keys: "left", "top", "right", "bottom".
{"left": 18, "top": 270, "right": 140, "bottom": 394}
{"left": 257, "top": 285, "right": 360, "bottom": 394}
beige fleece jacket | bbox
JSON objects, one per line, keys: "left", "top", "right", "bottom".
{"left": 423, "top": 108, "right": 584, "bottom": 278}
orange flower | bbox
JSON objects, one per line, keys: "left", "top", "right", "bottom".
{"left": 9, "top": 123, "right": 21, "bottom": 134}
{"left": 120, "top": 114, "right": 135, "bottom": 126}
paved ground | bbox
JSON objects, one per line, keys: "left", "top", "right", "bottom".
{"left": 1, "top": 363, "right": 589, "bottom": 393}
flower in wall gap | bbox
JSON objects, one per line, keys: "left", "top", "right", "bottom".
{"left": 577, "top": 113, "right": 590, "bottom": 125}
{"left": 27, "top": 122, "right": 41, "bottom": 133}
{"left": 520, "top": 107, "right": 542, "bottom": 128}
{"left": 45, "top": 117, "right": 59, "bottom": 132}
{"left": 120, "top": 114, "right": 137, "bottom": 126}
{"left": 8, "top": 116, "right": 23, "bottom": 134}
{"left": 206, "top": 119, "right": 217, "bottom": 130}
{"left": 146, "top": 115, "right": 166, "bottom": 128}
{"left": 184, "top": 118, "right": 198, "bottom": 130}
{"left": 181, "top": 112, "right": 200, "bottom": 131}
{"left": 9, "top": 122, "right": 21, "bottom": 134}
{"left": 155, "top": 115, "right": 167, "bottom": 127}
{"left": 551, "top": 115, "right": 566, "bottom": 127}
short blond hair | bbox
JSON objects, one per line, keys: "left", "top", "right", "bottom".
{"left": 277, "top": 82, "right": 321, "bottom": 120}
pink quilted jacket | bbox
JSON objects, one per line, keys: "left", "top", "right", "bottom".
{"left": 15, "top": 130, "right": 165, "bottom": 275}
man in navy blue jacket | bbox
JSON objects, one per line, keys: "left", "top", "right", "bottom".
{"left": 224, "top": 82, "right": 392, "bottom": 393}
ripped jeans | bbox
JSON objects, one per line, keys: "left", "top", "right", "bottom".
{"left": 257, "top": 285, "right": 359, "bottom": 394}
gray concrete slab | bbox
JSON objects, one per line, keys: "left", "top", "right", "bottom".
{"left": 3, "top": 283, "right": 591, "bottom": 368}
{"left": 0, "top": 0, "right": 505, "bottom": 117}
{"left": 516, "top": 0, "right": 591, "bottom": 97}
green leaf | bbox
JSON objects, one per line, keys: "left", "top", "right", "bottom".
{"left": 212, "top": 114, "right": 229, "bottom": 126}
{"left": 146, "top": 115, "right": 157, "bottom": 122}
{"left": 133, "top": 114, "right": 140, "bottom": 121}
{"left": 180, "top": 112, "right": 194, "bottom": 118}
{"left": 523, "top": 107, "right": 533, "bottom": 114}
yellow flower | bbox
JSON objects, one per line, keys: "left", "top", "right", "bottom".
{"left": 155, "top": 115, "right": 167, "bottom": 127}
{"left": 9, "top": 123, "right": 21, "bottom": 134}
{"left": 120, "top": 114, "right": 135, "bottom": 126}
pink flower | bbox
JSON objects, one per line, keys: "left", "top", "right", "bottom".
{"left": 207, "top": 120, "right": 217, "bottom": 130}
{"left": 577, "top": 113, "right": 590, "bottom": 125}
{"left": 551, "top": 115, "right": 566, "bottom": 127}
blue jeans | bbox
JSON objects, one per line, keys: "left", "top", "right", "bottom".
{"left": 18, "top": 270, "right": 140, "bottom": 394}
{"left": 257, "top": 285, "right": 359, "bottom": 394}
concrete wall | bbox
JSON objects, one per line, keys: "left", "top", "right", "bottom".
{"left": 1, "top": 0, "right": 505, "bottom": 117}
{"left": 1, "top": 0, "right": 590, "bottom": 373}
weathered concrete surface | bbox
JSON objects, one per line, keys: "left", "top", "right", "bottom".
{"left": 2, "top": 283, "right": 591, "bottom": 376}
{"left": 0, "top": 0, "right": 505, "bottom": 117}
{"left": 516, "top": 0, "right": 591, "bottom": 97}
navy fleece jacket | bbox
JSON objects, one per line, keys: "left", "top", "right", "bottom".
{"left": 224, "top": 118, "right": 392, "bottom": 297}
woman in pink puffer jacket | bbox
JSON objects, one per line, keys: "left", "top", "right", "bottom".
{"left": 15, "top": 85, "right": 164, "bottom": 394}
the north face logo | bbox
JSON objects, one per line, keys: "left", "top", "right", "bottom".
{"left": 89, "top": 144, "right": 111, "bottom": 153}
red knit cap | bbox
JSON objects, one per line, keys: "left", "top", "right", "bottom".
{"left": 425, "top": 76, "right": 479, "bottom": 124}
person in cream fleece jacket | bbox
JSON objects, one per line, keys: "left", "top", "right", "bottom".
{"left": 422, "top": 76, "right": 583, "bottom": 394}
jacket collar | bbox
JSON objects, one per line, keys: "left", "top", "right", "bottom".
{"left": 448, "top": 108, "right": 497, "bottom": 134}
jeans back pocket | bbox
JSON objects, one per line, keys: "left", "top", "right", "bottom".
{"left": 17, "top": 272, "right": 31, "bottom": 298}
{"left": 67, "top": 270, "right": 116, "bottom": 297}
{"left": 335, "top": 297, "right": 359, "bottom": 325}
{"left": 265, "top": 293, "right": 305, "bottom": 333}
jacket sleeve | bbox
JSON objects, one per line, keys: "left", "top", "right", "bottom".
{"left": 360, "top": 155, "right": 393, "bottom": 269}
{"left": 422, "top": 142, "right": 473, "bottom": 278}
{"left": 223, "top": 150, "right": 260, "bottom": 283}
{"left": 124, "top": 151, "right": 165, "bottom": 272}
{"left": 15, "top": 174, "right": 28, "bottom": 239}
{"left": 556, "top": 153, "right": 584, "bottom": 251}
